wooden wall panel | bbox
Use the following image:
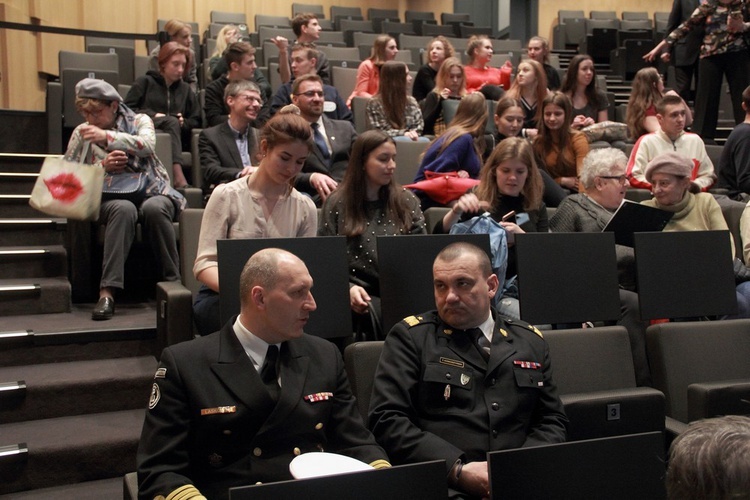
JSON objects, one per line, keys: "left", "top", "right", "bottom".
{"left": 34, "top": 0, "right": 83, "bottom": 76}
{"left": 0, "top": 1, "right": 46, "bottom": 110}
{"left": 2, "top": 0, "right": 677, "bottom": 112}
{"left": 405, "top": 0, "right": 453, "bottom": 18}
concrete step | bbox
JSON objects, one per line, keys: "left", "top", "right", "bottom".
{"left": 0, "top": 246, "right": 67, "bottom": 280}
{"left": 0, "top": 219, "right": 67, "bottom": 246}
{"left": 0, "top": 476, "right": 123, "bottom": 500}
{"left": 0, "top": 356, "right": 156, "bottom": 424}
{"left": 0, "top": 277, "right": 70, "bottom": 316}
{"left": 0, "top": 172, "right": 37, "bottom": 195}
{"left": 0, "top": 154, "right": 49, "bottom": 174}
{"left": 0, "top": 196, "right": 48, "bottom": 218}
{"left": 0, "top": 303, "right": 157, "bottom": 367}
{"left": 0, "top": 409, "right": 144, "bottom": 495}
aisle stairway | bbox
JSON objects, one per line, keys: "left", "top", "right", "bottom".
{"left": 0, "top": 153, "right": 158, "bottom": 498}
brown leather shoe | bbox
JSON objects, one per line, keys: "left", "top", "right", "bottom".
{"left": 92, "top": 297, "right": 115, "bottom": 320}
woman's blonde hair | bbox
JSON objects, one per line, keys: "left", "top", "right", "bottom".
{"left": 430, "top": 92, "right": 487, "bottom": 157}
{"left": 476, "top": 137, "right": 543, "bottom": 211}
{"left": 506, "top": 59, "right": 548, "bottom": 126}
{"left": 426, "top": 36, "right": 455, "bottom": 62}
{"left": 163, "top": 19, "right": 191, "bottom": 38}
{"left": 432, "top": 57, "right": 466, "bottom": 97}
{"left": 466, "top": 35, "right": 491, "bottom": 64}
{"left": 212, "top": 24, "right": 238, "bottom": 58}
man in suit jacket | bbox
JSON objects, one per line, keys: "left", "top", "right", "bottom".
{"left": 369, "top": 243, "right": 567, "bottom": 499}
{"left": 292, "top": 74, "right": 357, "bottom": 205}
{"left": 204, "top": 42, "right": 272, "bottom": 127}
{"left": 199, "top": 80, "right": 262, "bottom": 192}
{"left": 270, "top": 44, "right": 352, "bottom": 123}
{"left": 664, "top": 0, "right": 702, "bottom": 103}
{"left": 137, "top": 248, "right": 390, "bottom": 500}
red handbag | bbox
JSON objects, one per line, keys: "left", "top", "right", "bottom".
{"left": 404, "top": 171, "right": 480, "bottom": 205}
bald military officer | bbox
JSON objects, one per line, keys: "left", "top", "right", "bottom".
{"left": 137, "top": 248, "right": 390, "bottom": 500}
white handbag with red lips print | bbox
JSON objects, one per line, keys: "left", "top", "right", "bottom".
{"left": 29, "top": 142, "right": 103, "bottom": 221}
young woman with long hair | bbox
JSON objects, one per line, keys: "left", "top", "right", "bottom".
{"left": 626, "top": 66, "right": 693, "bottom": 141}
{"left": 366, "top": 61, "right": 425, "bottom": 141}
{"left": 412, "top": 92, "right": 488, "bottom": 209}
{"left": 560, "top": 54, "right": 609, "bottom": 130}
{"left": 207, "top": 24, "right": 240, "bottom": 80}
{"left": 526, "top": 36, "right": 561, "bottom": 90}
{"left": 533, "top": 91, "right": 590, "bottom": 192}
{"left": 505, "top": 59, "right": 549, "bottom": 137}
{"left": 463, "top": 35, "right": 510, "bottom": 99}
{"left": 319, "top": 130, "right": 425, "bottom": 337}
{"left": 412, "top": 36, "right": 456, "bottom": 102}
{"left": 493, "top": 96, "right": 568, "bottom": 207}
{"left": 420, "top": 57, "right": 467, "bottom": 136}
{"left": 192, "top": 106, "right": 318, "bottom": 336}
{"left": 347, "top": 34, "right": 398, "bottom": 105}
{"left": 440, "top": 136, "right": 546, "bottom": 318}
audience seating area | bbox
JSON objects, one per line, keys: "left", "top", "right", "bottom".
{"left": 3, "top": 4, "right": 750, "bottom": 499}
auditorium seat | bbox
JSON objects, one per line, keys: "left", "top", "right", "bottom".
{"left": 344, "top": 341, "right": 384, "bottom": 421}
{"left": 545, "top": 326, "right": 665, "bottom": 441}
{"left": 647, "top": 320, "right": 750, "bottom": 430}
{"left": 155, "top": 208, "right": 204, "bottom": 352}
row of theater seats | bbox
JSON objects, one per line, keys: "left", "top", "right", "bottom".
{"left": 156, "top": 200, "right": 746, "bottom": 352}
{"left": 554, "top": 9, "right": 670, "bottom": 50}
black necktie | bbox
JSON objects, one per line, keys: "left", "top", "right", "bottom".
{"left": 311, "top": 122, "right": 330, "bottom": 160}
{"left": 260, "top": 344, "right": 280, "bottom": 401}
{"left": 470, "top": 328, "right": 491, "bottom": 362}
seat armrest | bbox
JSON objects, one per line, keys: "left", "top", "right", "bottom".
{"left": 561, "top": 387, "right": 665, "bottom": 441}
{"left": 123, "top": 471, "right": 138, "bottom": 500}
{"left": 687, "top": 379, "right": 750, "bottom": 422}
{"left": 664, "top": 416, "right": 689, "bottom": 451}
{"left": 180, "top": 187, "right": 204, "bottom": 209}
{"left": 155, "top": 281, "right": 194, "bottom": 355}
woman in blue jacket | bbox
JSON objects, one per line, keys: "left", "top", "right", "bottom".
{"left": 412, "top": 92, "right": 488, "bottom": 210}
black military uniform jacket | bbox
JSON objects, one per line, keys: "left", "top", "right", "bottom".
{"left": 137, "top": 320, "right": 389, "bottom": 500}
{"left": 369, "top": 309, "right": 567, "bottom": 475}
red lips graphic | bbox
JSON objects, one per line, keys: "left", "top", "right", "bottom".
{"left": 44, "top": 173, "right": 84, "bottom": 203}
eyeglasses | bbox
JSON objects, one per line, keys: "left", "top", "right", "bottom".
{"left": 234, "top": 94, "right": 262, "bottom": 104}
{"left": 599, "top": 175, "right": 629, "bottom": 185}
{"left": 294, "top": 90, "right": 324, "bottom": 98}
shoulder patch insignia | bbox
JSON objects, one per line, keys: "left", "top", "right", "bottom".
{"left": 511, "top": 321, "right": 544, "bottom": 339}
{"left": 403, "top": 315, "right": 421, "bottom": 327}
{"left": 148, "top": 383, "right": 160, "bottom": 410}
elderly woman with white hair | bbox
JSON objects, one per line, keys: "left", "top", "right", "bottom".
{"left": 550, "top": 148, "right": 635, "bottom": 288}
{"left": 550, "top": 148, "right": 650, "bottom": 386}
{"left": 641, "top": 151, "right": 750, "bottom": 318}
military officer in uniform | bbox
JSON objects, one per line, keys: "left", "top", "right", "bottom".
{"left": 137, "top": 248, "right": 390, "bottom": 500}
{"left": 369, "top": 242, "right": 567, "bottom": 499}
